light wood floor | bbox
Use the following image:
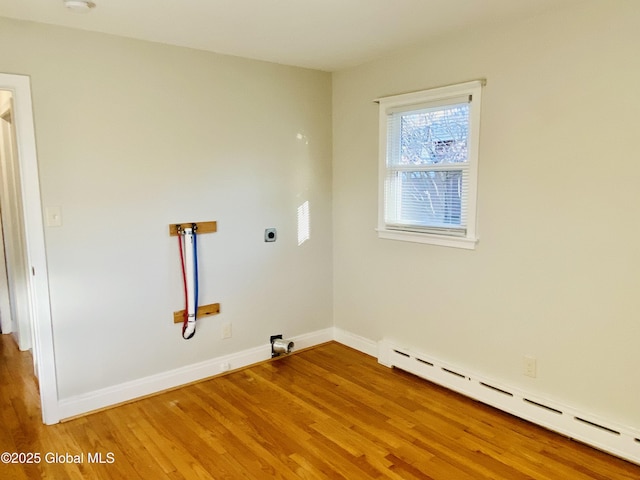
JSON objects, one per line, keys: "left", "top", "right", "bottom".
{"left": 2, "top": 335, "right": 640, "bottom": 479}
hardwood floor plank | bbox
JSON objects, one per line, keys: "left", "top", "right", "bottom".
{"left": 155, "top": 385, "right": 298, "bottom": 479}
{"left": 2, "top": 336, "right": 640, "bottom": 479}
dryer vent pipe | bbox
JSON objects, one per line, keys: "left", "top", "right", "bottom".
{"left": 271, "top": 338, "right": 294, "bottom": 357}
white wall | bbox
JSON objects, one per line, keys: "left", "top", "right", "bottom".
{"left": 0, "top": 17, "right": 332, "bottom": 400}
{"left": 333, "top": 0, "right": 640, "bottom": 428}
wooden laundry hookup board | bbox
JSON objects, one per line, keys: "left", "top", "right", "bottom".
{"left": 173, "top": 303, "right": 220, "bottom": 324}
{"left": 170, "top": 220, "right": 220, "bottom": 324}
{"left": 169, "top": 221, "right": 217, "bottom": 236}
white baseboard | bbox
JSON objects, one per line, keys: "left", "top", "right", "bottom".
{"left": 333, "top": 327, "right": 378, "bottom": 357}
{"left": 293, "top": 327, "right": 334, "bottom": 350}
{"left": 378, "top": 339, "right": 640, "bottom": 466}
{"left": 57, "top": 328, "right": 334, "bottom": 420}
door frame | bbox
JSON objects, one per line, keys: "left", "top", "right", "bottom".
{"left": 0, "top": 73, "right": 59, "bottom": 424}
{"left": 0, "top": 98, "right": 14, "bottom": 335}
{"left": 1, "top": 94, "right": 31, "bottom": 350}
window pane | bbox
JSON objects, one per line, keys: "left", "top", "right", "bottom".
{"left": 397, "top": 103, "right": 469, "bottom": 166}
{"left": 388, "top": 169, "right": 466, "bottom": 228}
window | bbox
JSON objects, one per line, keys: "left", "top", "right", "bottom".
{"left": 377, "top": 80, "right": 483, "bottom": 249}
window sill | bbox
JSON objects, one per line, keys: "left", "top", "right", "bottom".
{"left": 376, "top": 228, "right": 478, "bottom": 250}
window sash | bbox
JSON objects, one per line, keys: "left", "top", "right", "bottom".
{"left": 384, "top": 103, "right": 471, "bottom": 233}
{"left": 384, "top": 167, "right": 469, "bottom": 235}
{"left": 386, "top": 101, "right": 471, "bottom": 169}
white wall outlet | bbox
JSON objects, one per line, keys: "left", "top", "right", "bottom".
{"left": 523, "top": 355, "right": 537, "bottom": 378}
{"left": 221, "top": 322, "right": 232, "bottom": 339}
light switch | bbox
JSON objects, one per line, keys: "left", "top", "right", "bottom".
{"left": 46, "top": 206, "right": 62, "bottom": 227}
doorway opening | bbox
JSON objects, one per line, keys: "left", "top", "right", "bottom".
{"left": 0, "top": 74, "right": 58, "bottom": 424}
{"left": 0, "top": 90, "right": 31, "bottom": 349}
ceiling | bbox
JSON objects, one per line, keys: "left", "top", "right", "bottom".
{"left": 0, "top": 0, "right": 584, "bottom": 71}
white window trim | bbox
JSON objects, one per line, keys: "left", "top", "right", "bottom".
{"left": 376, "top": 80, "right": 484, "bottom": 249}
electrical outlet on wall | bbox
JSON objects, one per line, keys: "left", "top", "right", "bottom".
{"left": 523, "top": 355, "right": 537, "bottom": 378}
{"left": 221, "top": 322, "right": 232, "bottom": 339}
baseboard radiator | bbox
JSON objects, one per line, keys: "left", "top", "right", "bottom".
{"left": 378, "top": 340, "right": 640, "bottom": 466}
